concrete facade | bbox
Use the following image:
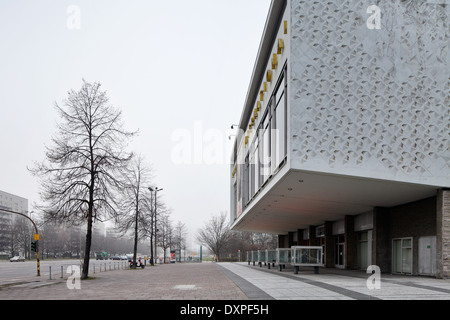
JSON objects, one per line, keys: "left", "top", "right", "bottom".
{"left": 289, "top": 0, "right": 449, "bottom": 187}
{"left": 230, "top": 0, "right": 450, "bottom": 278}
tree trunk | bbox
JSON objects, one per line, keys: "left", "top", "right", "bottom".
{"left": 150, "top": 236, "right": 154, "bottom": 266}
{"left": 132, "top": 206, "right": 138, "bottom": 269}
{"left": 82, "top": 215, "right": 93, "bottom": 280}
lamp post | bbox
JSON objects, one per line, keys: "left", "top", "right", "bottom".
{"left": 2, "top": 209, "right": 40, "bottom": 276}
{"left": 148, "top": 187, "right": 163, "bottom": 266}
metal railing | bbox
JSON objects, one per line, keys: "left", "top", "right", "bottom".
{"left": 246, "top": 247, "right": 323, "bottom": 274}
{"left": 47, "top": 261, "right": 131, "bottom": 280}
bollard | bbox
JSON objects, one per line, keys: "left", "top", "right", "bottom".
{"left": 61, "top": 265, "right": 63, "bottom": 279}
{"left": 49, "top": 266, "right": 52, "bottom": 280}
{"left": 93, "top": 264, "right": 95, "bottom": 274}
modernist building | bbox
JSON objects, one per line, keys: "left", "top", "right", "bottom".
{"left": 0, "top": 190, "right": 29, "bottom": 256}
{"left": 230, "top": 0, "right": 449, "bottom": 278}
{"left": 0, "top": 190, "right": 28, "bottom": 215}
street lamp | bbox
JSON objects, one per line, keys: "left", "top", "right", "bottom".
{"left": 148, "top": 187, "right": 163, "bottom": 266}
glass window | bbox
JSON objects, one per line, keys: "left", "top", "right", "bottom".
{"left": 249, "top": 150, "right": 255, "bottom": 198}
{"left": 402, "top": 246, "right": 412, "bottom": 274}
{"left": 236, "top": 162, "right": 242, "bottom": 217}
{"left": 270, "top": 99, "right": 277, "bottom": 173}
{"left": 261, "top": 111, "right": 271, "bottom": 181}
{"left": 316, "top": 225, "right": 325, "bottom": 237}
{"left": 231, "top": 183, "right": 237, "bottom": 220}
{"left": 274, "top": 79, "right": 286, "bottom": 167}
{"left": 254, "top": 141, "right": 259, "bottom": 192}
{"left": 393, "top": 238, "right": 413, "bottom": 274}
{"left": 393, "top": 239, "right": 402, "bottom": 273}
{"left": 403, "top": 239, "right": 412, "bottom": 248}
{"left": 275, "top": 75, "right": 285, "bottom": 104}
{"left": 243, "top": 156, "right": 249, "bottom": 206}
{"left": 258, "top": 128, "right": 264, "bottom": 188}
{"left": 246, "top": 66, "right": 287, "bottom": 197}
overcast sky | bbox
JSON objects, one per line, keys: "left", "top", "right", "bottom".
{"left": 0, "top": 0, "right": 272, "bottom": 249}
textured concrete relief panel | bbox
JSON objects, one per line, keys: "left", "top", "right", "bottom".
{"left": 290, "top": 0, "right": 449, "bottom": 186}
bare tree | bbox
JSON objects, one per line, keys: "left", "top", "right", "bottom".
{"left": 222, "top": 231, "right": 278, "bottom": 261}
{"left": 173, "top": 221, "right": 188, "bottom": 262}
{"left": 158, "top": 212, "right": 173, "bottom": 264}
{"left": 196, "top": 212, "right": 232, "bottom": 262}
{"left": 146, "top": 187, "right": 168, "bottom": 265}
{"left": 12, "top": 217, "right": 32, "bottom": 258}
{"left": 116, "top": 155, "right": 152, "bottom": 268}
{"left": 30, "top": 80, "right": 136, "bottom": 279}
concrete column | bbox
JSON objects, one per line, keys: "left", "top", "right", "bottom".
{"left": 324, "top": 222, "right": 334, "bottom": 268}
{"left": 309, "top": 226, "right": 319, "bottom": 246}
{"left": 297, "top": 229, "right": 307, "bottom": 246}
{"left": 288, "top": 232, "right": 296, "bottom": 247}
{"left": 437, "top": 189, "right": 450, "bottom": 279}
{"left": 373, "top": 207, "right": 390, "bottom": 273}
{"left": 345, "top": 215, "right": 358, "bottom": 270}
{"left": 278, "top": 235, "right": 288, "bottom": 248}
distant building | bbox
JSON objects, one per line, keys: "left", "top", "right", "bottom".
{"left": 0, "top": 190, "right": 28, "bottom": 215}
{"left": 0, "top": 190, "right": 29, "bottom": 256}
{"left": 230, "top": 0, "right": 449, "bottom": 278}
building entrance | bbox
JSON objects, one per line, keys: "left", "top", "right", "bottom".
{"left": 419, "top": 236, "right": 436, "bottom": 276}
{"left": 357, "top": 231, "right": 372, "bottom": 270}
{"left": 393, "top": 238, "right": 412, "bottom": 274}
{"left": 335, "top": 235, "right": 344, "bottom": 268}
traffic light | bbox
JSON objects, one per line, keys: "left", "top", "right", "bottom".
{"left": 31, "top": 240, "right": 37, "bottom": 252}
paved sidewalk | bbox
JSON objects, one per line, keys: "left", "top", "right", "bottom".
{"left": 0, "top": 262, "right": 247, "bottom": 300}
{"left": 1, "top": 262, "right": 450, "bottom": 300}
{"left": 222, "top": 263, "right": 450, "bottom": 300}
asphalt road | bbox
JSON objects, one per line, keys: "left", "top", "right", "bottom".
{"left": 0, "top": 259, "right": 129, "bottom": 283}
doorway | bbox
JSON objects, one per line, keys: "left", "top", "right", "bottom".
{"left": 335, "top": 235, "right": 344, "bottom": 268}
{"left": 392, "top": 238, "right": 413, "bottom": 274}
{"left": 357, "top": 231, "right": 372, "bottom": 270}
{"left": 418, "top": 236, "right": 436, "bottom": 276}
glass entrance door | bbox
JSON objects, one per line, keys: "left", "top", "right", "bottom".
{"left": 335, "top": 235, "right": 345, "bottom": 268}
{"left": 337, "top": 244, "right": 344, "bottom": 266}
{"left": 358, "top": 232, "right": 369, "bottom": 270}
{"left": 392, "top": 238, "right": 412, "bottom": 274}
